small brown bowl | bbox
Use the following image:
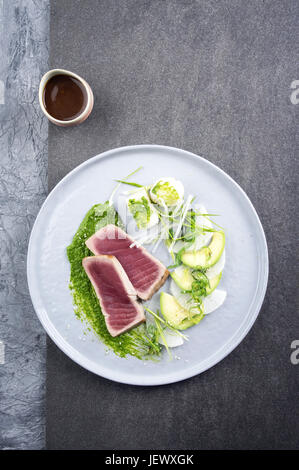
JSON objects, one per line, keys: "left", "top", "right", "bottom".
{"left": 39, "top": 68, "right": 94, "bottom": 127}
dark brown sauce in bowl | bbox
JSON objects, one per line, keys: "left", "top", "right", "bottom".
{"left": 43, "top": 74, "right": 88, "bottom": 121}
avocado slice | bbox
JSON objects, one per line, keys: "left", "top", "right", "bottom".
{"left": 206, "top": 272, "right": 222, "bottom": 295}
{"left": 171, "top": 266, "right": 194, "bottom": 291}
{"left": 177, "top": 311, "right": 204, "bottom": 330}
{"left": 160, "top": 292, "right": 189, "bottom": 328}
{"left": 171, "top": 266, "right": 222, "bottom": 295}
{"left": 160, "top": 292, "right": 204, "bottom": 330}
{"left": 181, "top": 231, "right": 225, "bottom": 269}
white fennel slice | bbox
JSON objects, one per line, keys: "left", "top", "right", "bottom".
{"left": 173, "top": 204, "right": 213, "bottom": 253}
{"left": 206, "top": 249, "right": 226, "bottom": 279}
{"left": 158, "top": 329, "right": 184, "bottom": 347}
{"left": 170, "top": 280, "right": 226, "bottom": 315}
{"left": 202, "top": 289, "right": 227, "bottom": 314}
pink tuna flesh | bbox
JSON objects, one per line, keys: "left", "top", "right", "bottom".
{"left": 85, "top": 225, "right": 169, "bottom": 300}
{"left": 82, "top": 255, "right": 145, "bottom": 337}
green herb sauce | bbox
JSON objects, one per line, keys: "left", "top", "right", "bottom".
{"left": 67, "top": 201, "right": 161, "bottom": 360}
{"left": 128, "top": 196, "right": 151, "bottom": 228}
{"left": 152, "top": 181, "right": 179, "bottom": 205}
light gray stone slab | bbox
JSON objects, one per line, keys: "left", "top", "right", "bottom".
{"left": 0, "top": 0, "right": 49, "bottom": 450}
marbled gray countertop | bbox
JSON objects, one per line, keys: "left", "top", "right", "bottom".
{"left": 0, "top": 0, "right": 49, "bottom": 449}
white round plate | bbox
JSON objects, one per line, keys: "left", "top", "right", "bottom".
{"left": 27, "top": 145, "right": 268, "bottom": 385}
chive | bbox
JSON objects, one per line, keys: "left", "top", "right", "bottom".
{"left": 115, "top": 180, "right": 143, "bottom": 187}
{"left": 154, "top": 317, "right": 172, "bottom": 359}
{"left": 167, "top": 262, "right": 181, "bottom": 270}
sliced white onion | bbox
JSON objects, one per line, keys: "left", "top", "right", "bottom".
{"left": 173, "top": 205, "right": 213, "bottom": 254}
{"left": 168, "top": 194, "right": 193, "bottom": 253}
{"left": 189, "top": 204, "right": 213, "bottom": 250}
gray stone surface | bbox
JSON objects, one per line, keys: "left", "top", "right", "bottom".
{"left": 47, "top": 0, "right": 298, "bottom": 450}
{"left": 0, "top": 0, "right": 49, "bottom": 449}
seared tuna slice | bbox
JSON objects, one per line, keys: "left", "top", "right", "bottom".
{"left": 82, "top": 255, "right": 145, "bottom": 337}
{"left": 85, "top": 225, "right": 169, "bottom": 300}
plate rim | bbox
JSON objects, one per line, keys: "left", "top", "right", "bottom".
{"left": 27, "top": 144, "right": 269, "bottom": 386}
